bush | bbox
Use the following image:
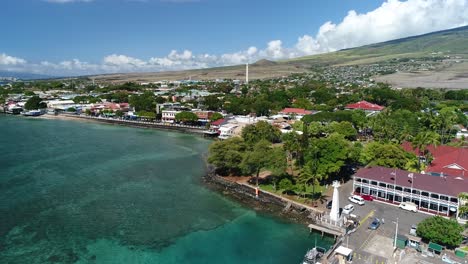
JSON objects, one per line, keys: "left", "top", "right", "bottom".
{"left": 416, "top": 216, "right": 463, "bottom": 248}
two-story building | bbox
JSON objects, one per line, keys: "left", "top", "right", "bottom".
{"left": 352, "top": 166, "right": 467, "bottom": 223}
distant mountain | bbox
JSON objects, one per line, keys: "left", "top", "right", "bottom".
{"left": 288, "top": 25, "right": 468, "bottom": 66}
{"left": 0, "top": 71, "right": 53, "bottom": 80}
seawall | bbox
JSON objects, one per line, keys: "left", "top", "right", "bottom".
{"left": 55, "top": 114, "right": 210, "bottom": 136}
{"left": 202, "top": 167, "right": 325, "bottom": 227}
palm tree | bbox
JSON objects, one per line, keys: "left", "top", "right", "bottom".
{"left": 458, "top": 192, "right": 468, "bottom": 217}
{"left": 411, "top": 131, "right": 440, "bottom": 171}
{"left": 298, "top": 159, "right": 321, "bottom": 199}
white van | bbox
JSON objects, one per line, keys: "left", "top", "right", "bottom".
{"left": 348, "top": 195, "right": 365, "bottom": 205}
{"left": 399, "top": 202, "right": 418, "bottom": 212}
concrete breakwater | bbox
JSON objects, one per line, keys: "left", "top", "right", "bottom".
{"left": 57, "top": 114, "right": 210, "bottom": 136}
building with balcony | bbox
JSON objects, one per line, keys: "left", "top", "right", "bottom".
{"left": 352, "top": 166, "right": 467, "bottom": 223}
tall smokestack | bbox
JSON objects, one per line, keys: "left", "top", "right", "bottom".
{"left": 246, "top": 63, "right": 249, "bottom": 84}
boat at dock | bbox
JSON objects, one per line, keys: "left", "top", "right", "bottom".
{"left": 22, "top": 110, "right": 43, "bottom": 116}
{"left": 302, "top": 246, "right": 326, "bottom": 264}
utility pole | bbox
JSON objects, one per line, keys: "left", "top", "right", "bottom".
{"left": 394, "top": 217, "right": 399, "bottom": 249}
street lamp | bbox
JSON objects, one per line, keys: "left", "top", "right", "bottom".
{"left": 393, "top": 217, "right": 399, "bottom": 249}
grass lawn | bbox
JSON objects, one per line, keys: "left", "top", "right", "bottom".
{"left": 259, "top": 183, "right": 329, "bottom": 205}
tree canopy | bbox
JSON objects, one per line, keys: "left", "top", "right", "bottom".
{"left": 24, "top": 96, "right": 47, "bottom": 110}
{"left": 360, "top": 142, "right": 417, "bottom": 171}
{"left": 208, "top": 137, "right": 247, "bottom": 176}
{"left": 175, "top": 111, "right": 198, "bottom": 123}
{"left": 241, "top": 121, "right": 281, "bottom": 145}
{"left": 416, "top": 216, "right": 463, "bottom": 248}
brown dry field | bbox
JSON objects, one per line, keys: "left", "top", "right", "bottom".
{"left": 91, "top": 62, "right": 311, "bottom": 84}
{"left": 375, "top": 60, "right": 468, "bottom": 89}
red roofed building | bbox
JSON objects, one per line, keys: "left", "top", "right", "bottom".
{"left": 345, "top": 100, "right": 384, "bottom": 112}
{"left": 352, "top": 166, "right": 467, "bottom": 222}
{"left": 278, "top": 108, "right": 314, "bottom": 120}
{"left": 401, "top": 142, "right": 468, "bottom": 178}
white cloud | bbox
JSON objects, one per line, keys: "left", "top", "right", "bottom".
{"left": 3, "top": 0, "right": 468, "bottom": 76}
{"left": 0, "top": 53, "right": 26, "bottom": 65}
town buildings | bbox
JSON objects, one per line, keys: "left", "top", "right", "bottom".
{"left": 352, "top": 166, "right": 467, "bottom": 223}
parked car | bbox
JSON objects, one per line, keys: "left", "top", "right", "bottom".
{"left": 342, "top": 204, "right": 355, "bottom": 215}
{"left": 368, "top": 218, "right": 381, "bottom": 230}
{"left": 326, "top": 200, "right": 333, "bottom": 209}
{"left": 360, "top": 194, "right": 374, "bottom": 201}
{"left": 410, "top": 225, "right": 417, "bottom": 236}
{"left": 348, "top": 195, "right": 365, "bottom": 205}
{"left": 399, "top": 202, "right": 418, "bottom": 212}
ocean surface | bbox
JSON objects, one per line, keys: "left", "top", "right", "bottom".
{"left": 0, "top": 115, "right": 334, "bottom": 264}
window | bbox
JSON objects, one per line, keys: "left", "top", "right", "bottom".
{"left": 430, "top": 193, "right": 439, "bottom": 199}
{"left": 395, "top": 186, "right": 403, "bottom": 191}
{"left": 430, "top": 203, "right": 438, "bottom": 210}
{"left": 420, "top": 200, "right": 429, "bottom": 209}
{"left": 387, "top": 184, "right": 394, "bottom": 189}
{"left": 362, "top": 179, "right": 368, "bottom": 184}
{"left": 404, "top": 188, "right": 411, "bottom": 193}
{"left": 412, "top": 190, "right": 420, "bottom": 195}
{"left": 379, "top": 182, "right": 386, "bottom": 187}
{"left": 450, "top": 197, "right": 458, "bottom": 203}
{"left": 440, "top": 196, "right": 448, "bottom": 201}
{"left": 371, "top": 181, "right": 377, "bottom": 186}
{"left": 356, "top": 178, "right": 362, "bottom": 182}
{"left": 421, "top": 192, "right": 429, "bottom": 197}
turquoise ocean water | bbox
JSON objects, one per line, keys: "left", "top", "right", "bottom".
{"left": 0, "top": 115, "right": 333, "bottom": 264}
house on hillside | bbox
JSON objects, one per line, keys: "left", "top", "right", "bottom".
{"left": 345, "top": 100, "right": 384, "bottom": 116}
{"left": 218, "top": 124, "right": 238, "bottom": 140}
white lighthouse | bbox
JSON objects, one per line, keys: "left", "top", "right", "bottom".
{"left": 330, "top": 180, "right": 341, "bottom": 222}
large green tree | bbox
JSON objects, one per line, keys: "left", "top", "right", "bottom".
{"left": 360, "top": 142, "right": 418, "bottom": 171}
{"left": 327, "top": 121, "right": 357, "bottom": 140}
{"left": 209, "top": 112, "right": 224, "bottom": 122}
{"left": 175, "top": 111, "right": 198, "bottom": 123}
{"left": 416, "top": 216, "right": 463, "bottom": 248}
{"left": 241, "top": 121, "right": 281, "bottom": 145}
{"left": 24, "top": 96, "right": 47, "bottom": 110}
{"left": 208, "top": 137, "right": 246, "bottom": 176}
{"left": 129, "top": 91, "right": 155, "bottom": 112}
{"left": 241, "top": 140, "right": 273, "bottom": 186}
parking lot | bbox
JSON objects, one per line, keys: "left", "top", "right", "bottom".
{"left": 336, "top": 180, "right": 432, "bottom": 264}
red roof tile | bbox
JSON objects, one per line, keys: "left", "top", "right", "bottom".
{"left": 401, "top": 142, "right": 468, "bottom": 177}
{"left": 355, "top": 166, "right": 467, "bottom": 197}
{"left": 210, "top": 118, "right": 225, "bottom": 126}
{"left": 345, "top": 100, "right": 384, "bottom": 111}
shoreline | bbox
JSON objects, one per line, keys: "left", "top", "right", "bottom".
{"left": 201, "top": 165, "right": 327, "bottom": 229}
{"left": 35, "top": 113, "right": 212, "bottom": 137}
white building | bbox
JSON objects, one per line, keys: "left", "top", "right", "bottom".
{"left": 162, "top": 110, "right": 180, "bottom": 123}
{"left": 218, "top": 124, "right": 238, "bottom": 140}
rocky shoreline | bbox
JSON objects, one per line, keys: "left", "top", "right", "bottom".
{"left": 202, "top": 166, "right": 319, "bottom": 227}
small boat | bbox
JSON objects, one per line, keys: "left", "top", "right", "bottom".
{"left": 22, "top": 110, "right": 43, "bottom": 116}
{"left": 302, "top": 247, "right": 326, "bottom": 264}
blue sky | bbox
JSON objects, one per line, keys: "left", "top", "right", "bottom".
{"left": 1, "top": 0, "right": 467, "bottom": 76}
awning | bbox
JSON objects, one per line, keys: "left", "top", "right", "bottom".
{"left": 428, "top": 242, "right": 443, "bottom": 252}
{"left": 335, "top": 246, "right": 353, "bottom": 257}
{"left": 407, "top": 234, "right": 421, "bottom": 242}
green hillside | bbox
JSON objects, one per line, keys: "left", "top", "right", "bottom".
{"left": 288, "top": 25, "right": 468, "bottom": 66}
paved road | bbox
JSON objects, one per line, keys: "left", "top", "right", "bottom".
{"left": 327, "top": 180, "right": 432, "bottom": 264}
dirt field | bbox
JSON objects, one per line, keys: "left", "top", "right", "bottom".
{"left": 375, "top": 60, "right": 468, "bottom": 89}
{"left": 91, "top": 62, "right": 310, "bottom": 83}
